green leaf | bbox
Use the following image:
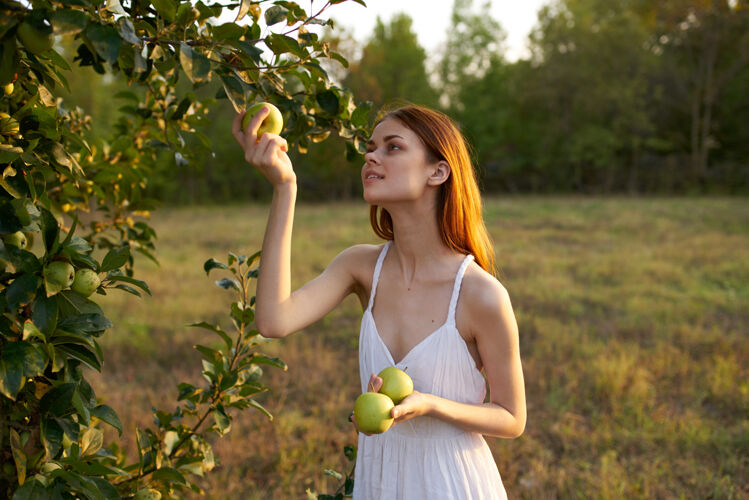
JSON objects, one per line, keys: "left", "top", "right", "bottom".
{"left": 41, "top": 416, "right": 63, "bottom": 460}
{"left": 264, "top": 5, "right": 288, "bottom": 25}
{"left": 57, "top": 290, "right": 104, "bottom": 317}
{"left": 248, "top": 398, "right": 273, "bottom": 420}
{"left": 152, "top": 0, "right": 178, "bottom": 22}
{"left": 40, "top": 207, "right": 59, "bottom": 253}
{"left": 51, "top": 9, "right": 89, "bottom": 35}
{"left": 351, "top": 102, "right": 372, "bottom": 128}
{"left": 180, "top": 42, "right": 211, "bottom": 84}
{"left": 231, "top": 301, "right": 254, "bottom": 326}
{"left": 188, "top": 322, "right": 233, "bottom": 350}
{"left": 105, "top": 0, "right": 128, "bottom": 16}
{"left": 211, "top": 22, "right": 245, "bottom": 41}
{"left": 105, "top": 274, "right": 151, "bottom": 295}
{"left": 152, "top": 466, "right": 187, "bottom": 484}
{"left": 10, "top": 429, "right": 26, "bottom": 486}
{"left": 71, "top": 387, "right": 91, "bottom": 424}
{"left": 235, "top": 0, "right": 253, "bottom": 21}
{"left": 117, "top": 17, "right": 142, "bottom": 45}
{"left": 215, "top": 278, "right": 240, "bottom": 291}
{"left": 317, "top": 89, "right": 340, "bottom": 115}
{"left": 80, "top": 428, "right": 103, "bottom": 457}
{"left": 86, "top": 23, "right": 122, "bottom": 65}
{"left": 203, "top": 257, "right": 228, "bottom": 275}
{"left": 22, "top": 320, "right": 45, "bottom": 342}
{"left": 213, "top": 404, "right": 231, "bottom": 435}
{"left": 162, "top": 430, "right": 180, "bottom": 455}
{"left": 266, "top": 33, "right": 305, "bottom": 58}
{"left": 251, "top": 354, "right": 287, "bottom": 370}
{"left": 194, "top": 344, "right": 221, "bottom": 362}
{"left": 328, "top": 50, "right": 349, "bottom": 68}
{"left": 100, "top": 246, "right": 130, "bottom": 272}
{"left": 56, "top": 343, "right": 102, "bottom": 372}
{"left": 40, "top": 383, "right": 77, "bottom": 416}
{"left": 0, "top": 344, "right": 24, "bottom": 400}
{"left": 91, "top": 404, "right": 123, "bottom": 436}
{"left": 7, "top": 273, "right": 40, "bottom": 309}
{"left": 0, "top": 200, "right": 24, "bottom": 233}
{"left": 58, "top": 313, "right": 113, "bottom": 333}
{"left": 11, "top": 478, "right": 54, "bottom": 500}
{"left": 218, "top": 73, "right": 247, "bottom": 113}
{"left": 0, "top": 37, "right": 20, "bottom": 87}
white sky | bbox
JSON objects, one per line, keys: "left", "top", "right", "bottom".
{"left": 324, "top": 0, "right": 550, "bottom": 62}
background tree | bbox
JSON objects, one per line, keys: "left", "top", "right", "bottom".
{"left": 0, "top": 0, "right": 371, "bottom": 497}
{"left": 344, "top": 13, "right": 437, "bottom": 109}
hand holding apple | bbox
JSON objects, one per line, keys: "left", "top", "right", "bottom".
{"left": 241, "top": 102, "right": 283, "bottom": 139}
{"left": 352, "top": 368, "right": 417, "bottom": 435}
{"left": 377, "top": 366, "right": 414, "bottom": 404}
{"left": 232, "top": 103, "right": 294, "bottom": 187}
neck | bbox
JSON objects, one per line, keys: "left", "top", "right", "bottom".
{"left": 382, "top": 198, "right": 453, "bottom": 285}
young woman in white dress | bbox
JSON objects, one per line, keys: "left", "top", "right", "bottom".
{"left": 232, "top": 104, "right": 526, "bottom": 499}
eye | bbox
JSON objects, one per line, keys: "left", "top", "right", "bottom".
{"left": 388, "top": 143, "right": 400, "bottom": 151}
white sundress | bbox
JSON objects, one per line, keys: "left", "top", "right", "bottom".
{"left": 353, "top": 241, "right": 508, "bottom": 500}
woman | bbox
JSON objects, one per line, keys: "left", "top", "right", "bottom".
{"left": 232, "top": 104, "right": 526, "bottom": 499}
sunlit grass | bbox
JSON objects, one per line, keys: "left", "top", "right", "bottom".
{"left": 87, "top": 196, "right": 748, "bottom": 498}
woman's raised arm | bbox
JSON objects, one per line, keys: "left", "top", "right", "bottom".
{"left": 232, "top": 110, "right": 361, "bottom": 338}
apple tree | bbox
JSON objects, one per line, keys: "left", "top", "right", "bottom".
{"left": 0, "top": 0, "right": 370, "bottom": 497}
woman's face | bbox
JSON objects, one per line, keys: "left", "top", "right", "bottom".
{"left": 362, "top": 117, "right": 440, "bottom": 205}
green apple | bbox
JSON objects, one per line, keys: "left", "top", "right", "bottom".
{"left": 71, "top": 268, "right": 101, "bottom": 297}
{"left": 241, "top": 102, "right": 283, "bottom": 139}
{"left": 353, "top": 392, "right": 394, "bottom": 434}
{"left": 377, "top": 366, "right": 413, "bottom": 404}
{"left": 43, "top": 261, "right": 75, "bottom": 288}
{"left": 3, "top": 231, "right": 27, "bottom": 249}
{"left": 17, "top": 21, "right": 53, "bottom": 55}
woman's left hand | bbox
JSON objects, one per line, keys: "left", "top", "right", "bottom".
{"left": 392, "top": 391, "right": 434, "bottom": 425}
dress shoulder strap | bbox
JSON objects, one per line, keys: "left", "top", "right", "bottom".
{"left": 447, "top": 254, "right": 475, "bottom": 326}
{"left": 367, "top": 241, "right": 392, "bottom": 311}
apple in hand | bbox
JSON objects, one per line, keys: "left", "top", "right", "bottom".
{"left": 71, "top": 268, "right": 101, "bottom": 297}
{"left": 377, "top": 366, "right": 413, "bottom": 404}
{"left": 2, "top": 231, "right": 27, "bottom": 249}
{"left": 353, "top": 392, "right": 394, "bottom": 434}
{"left": 43, "top": 261, "right": 75, "bottom": 288}
{"left": 241, "top": 102, "right": 283, "bottom": 139}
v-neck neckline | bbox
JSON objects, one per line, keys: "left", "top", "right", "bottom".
{"left": 366, "top": 308, "right": 449, "bottom": 366}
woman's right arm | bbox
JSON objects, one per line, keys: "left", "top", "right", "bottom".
{"left": 232, "top": 109, "right": 360, "bottom": 338}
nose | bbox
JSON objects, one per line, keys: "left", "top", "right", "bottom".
{"left": 364, "top": 149, "right": 379, "bottom": 165}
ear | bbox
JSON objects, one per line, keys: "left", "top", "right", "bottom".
{"left": 427, "top": 160, "right": 451, "bottom": 187}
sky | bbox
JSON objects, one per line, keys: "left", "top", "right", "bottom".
{"left": 322, "top": 0, "right": 550, "bottom": 62}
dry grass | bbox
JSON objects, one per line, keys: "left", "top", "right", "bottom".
{"left": 87, "top": 196, "right": 748, "bottom": 499}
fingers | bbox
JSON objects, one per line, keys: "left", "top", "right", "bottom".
{"left": 244, "top": 106, "right": 270, "bottom": 143}
{"left": 231, "top": 112, "right": 245, "bottom": 144}
{"left": 367, "top": 373, "right": 383, "bottom": 393}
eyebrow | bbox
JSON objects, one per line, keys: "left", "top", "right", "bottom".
{"left": 367, "top": 134, "right": 404, "bottom": 146}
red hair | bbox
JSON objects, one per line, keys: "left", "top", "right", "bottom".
{"left": 369, "top": 105, "right": 497, "bottom": 276}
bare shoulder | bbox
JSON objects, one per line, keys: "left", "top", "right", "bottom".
{"left": 331, "top": 243, "right": 383, "bottom": 275}
{"left": 328, "top": 243, "right": 385, "bottom": 304}
{"left": 460, "top": 262, "right": 515, "bottom": 340}
{"left": 462, "top": 262, "right": 511, "bottom": 308}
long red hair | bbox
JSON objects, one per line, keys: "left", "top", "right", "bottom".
{"left": 369, "top": 105, "right": 497, "bottom": 276}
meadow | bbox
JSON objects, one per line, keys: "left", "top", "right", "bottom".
{"left": 88, "top": 196, "right": 748, "bottom": 499}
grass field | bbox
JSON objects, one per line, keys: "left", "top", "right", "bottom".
{"left": 88, "top": 196, "right": 748, "bottom": 499}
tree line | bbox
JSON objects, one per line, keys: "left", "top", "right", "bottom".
{"left": 63, "top": 0, "right": 749, "bottom": 200}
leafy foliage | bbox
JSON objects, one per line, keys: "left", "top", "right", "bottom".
{"left": 0, "top": 0, "right": 370, "bottom": 497}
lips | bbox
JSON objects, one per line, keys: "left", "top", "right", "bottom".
{"left": 363, "top": 169, "right": 384, "bottom": 182}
